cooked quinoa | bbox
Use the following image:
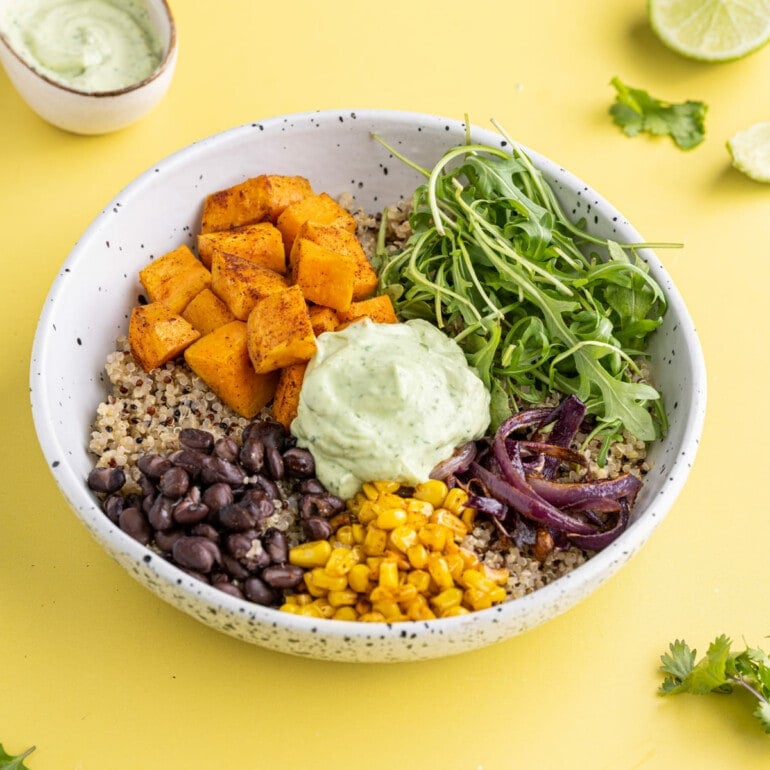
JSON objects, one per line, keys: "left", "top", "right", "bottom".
{"left": 88, "top": 197, "right": 651, "bottom": 608}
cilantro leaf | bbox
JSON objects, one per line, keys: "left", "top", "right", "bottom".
{"left": 609, "top": 77, "right": 707, "bottom": 150}
{"left": 659, "top": 635, "right": 770, "bottom": 734}
{"left": 0, "top": 744, "right": 35, "bottom": 770}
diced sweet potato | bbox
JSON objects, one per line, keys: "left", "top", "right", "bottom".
{"left": 276, "top": 193, "right": 357, "bottom": 254}
{"left": 197, "top": 221, "right": 287, "bottom": 273}
{"left": 246, "top": 285, "right": 317, "bottom": 373}
{"left": 337, "top": 294, "right": 398, "bottom": 325}
{"left": 129, "top": 302, "right": 201, "bottom": 372}
{"left": 254, "top": 174, "right": 314, "bottom": 222}
{"left": 292, "top": 239, "right": 356, "bottom": 312}
{"left": 138, "top": 244, "right": 211, "bottom": 315}
{"left": 182, "top": 288, "right": 236, "bottom": 336}
{"left": 272, "top": 362, "right": 307, "bottom": 429}
{"left": 200, "top": 177, "right": 268, "bottom": 234}
{"left": 184, "top": 321, "right": 279, "bottom": 419}
{"left": 211, "top": 251, "right": 289, "bottom": 320}
{"left": 307, "top": 305, "right": 339, "bottom": 336}
{"left": 291, "top": 221, "right": 377, "bottom": 300}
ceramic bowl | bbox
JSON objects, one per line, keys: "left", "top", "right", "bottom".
{"left": 0, "top": 0, "right": 176, "bottom": 134}
{"left": 30, "top": 109, "right": 707, "bottom": 662}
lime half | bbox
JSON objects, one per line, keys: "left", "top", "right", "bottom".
{"left": 727, "top": 122, "right": 770, "bottom": 182}
{"left": 648, "top": 0, "right": 770, "bottom": 61}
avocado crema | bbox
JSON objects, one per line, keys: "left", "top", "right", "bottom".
{"left": 291, "top": 319, "right": 490, "bottom": 499}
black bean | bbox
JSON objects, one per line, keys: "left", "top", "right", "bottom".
{"left": 137, "top": 454, "right": 173, "bottom": 479}
{"left": 304, "top": 516, "right": 333, "bottom": 540}
{"left": 215, "top": 581, "right": 245, "bottom": 599}
{"left": 169, "top": 449, "right": 207, "bottom": 477}
{"left": 118, "top": 507, "right": 152, "bottom": 544}
{"left": 217, "top": 503, "right": 258, "bottom": 532}
{"left": 172, "top": 498, "right": 209, "bottom": 526}
{"left": 147, "top": 495, "right": 175, "bottom": 531}
{"left": 300, "top": 493, "right": 342, "bottom": 519}
{"left": 250, "top": 475, "right": 280, "bottom": 501}
{"left": 172, "top": 536, "right": 221, "bottom": 573}
{"left": 213, "top": 436, "right": 239, "bottom": 462}
{"left": 221, "top": 553, "right": 251, "bottom": 580}
{"left": 87, "top": 467, "right": 125, "bottom": 494}
{"left": 263, "top": 528, "right": 288, "bottom": 564}
{"left": 201, "top": 456, "right": 245, "bottom": 487}
{"left": 103, "top": 494, "right": 123, "bottom": 524}
{"left": 159, "top": 466, "right": 190, "bottom": 499}
{"left": 154, "top": 528, "right": 184, "bottom": 552}
{"left": 283, "top": 447, "right": 315, "bottom": 478}
{"left": 202, "top": 482, "right": 234, "bottom": 512}
{"left": 226, "top": 532, "right": 270, "bottom": 571}
{"left": 139, "top": 473, "right": 156, "bottom": 497}
{"left": 265, "top": 446, "right": 284, "bottom": 480}
{"left": 179, "top": 428, "right": 215, "bottom": 453}
{"left": 239, "top": 435, "right": 265, "bottom": 474}
{"left": 300, "top": 478, "right": 326, "bottom": 495}
{"left": 243, "top": 576, "right": 275, "bottom": 605}
{"left": 190, "top": 522, "right": 220, "bottom": 542}
{"left": 261, "top": 564, "right": 305, "bottom": 589}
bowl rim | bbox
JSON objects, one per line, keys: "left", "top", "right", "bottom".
{"left": 0, "top": 0, "right": 177, "bottom": 97}
{"left": 29, "top": 108, "right": 708, "bottom": 649}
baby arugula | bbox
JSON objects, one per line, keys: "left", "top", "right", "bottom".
{"left": 375, "top": 122, "right": 675, "bottom": 443}
{"left": 609, "top": 77, "right": 707, "bottom": 150}
{"left": 659, "top": 635, "right": 770, "bottom": 733}
{"left": 0, "top": 744, "right": 35, "bottom": 770}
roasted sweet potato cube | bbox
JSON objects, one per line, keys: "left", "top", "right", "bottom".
{"left": 211, "top": 251, "right": 289, "bottom": 320}
{"left": 272, "top": 362, "right": 307, "bottom": 429}
{"left": 184, "top": 321, "right": 278, "bottom": 419}
{"left": 246, "top": 285, "right": 317, "bottom": 373}
{"left": 129, "top": 302, "right": 201, "bottom": 372}
{"left": 197, "top": 222, "right": 287, "bottom": 273}
{"left": 337, "top": 294, "right": 398, "bottom": 325}
{"left": 182, "top": 288, "right": 236, "bottom": 336}
{"left": 276, "top": 193, "right": 357, "bottom": 253}
{"left": 292, "top": 239, "right": 356, "bottom": 312}
{"left": 138, "top": 245, "right": 211, "bottom": 315}
{"left": 200, "top": 177, "right": 268, "bottom": 234}
{"left": 307, "top": 305, "right": 339, "bottom": 336}
{"left": 254, "top": 174, "right": 314, "bottom": 222}
{"left": 291, "top": 221, "right": 378, "bottom": 300}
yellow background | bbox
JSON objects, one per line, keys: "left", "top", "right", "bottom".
{"left": 1, "top": 1, "right": 769, "bottom": 767}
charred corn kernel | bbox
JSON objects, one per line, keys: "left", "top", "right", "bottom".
{"left": 376, "top": 505, "right": 408, "bottom": 530}
{"left": 351, "top": 523, "right": 366, "bottom": 544}
{"left": 374, "top": 480, "right": 401, "bottom": 494}
{"left": 303, "top": 573, "right": 328, "bottom": 598}
{"left": 444, "top": 552, "right": 466, "bottom": 581}
{"left": 389, "top": 524, "right": 418, "bottom": 552}
{"left": 308, "top": 567, "right": 348, "bottom": 592}
{"left": 372, "top": 600, "right": 406, "bottom": 622}
{"left": 430, "top": 586, "right": 464, "bottom": 614}
{"left": 311, "top": 597, "right": 335, "bottom": 618}
{"left": 443, "top": 487, "right": 469, "bottom": 515}
{"left": 356, "top": 500, "right": 378, "bottom": 524}
{"left": 405, "top": 595, "right": 437, "bottom": 620}
{"left": 327, "top": 588, "right": 359, "bottom": 607}
{"left": 405, "top": 498, "right": 433, "bottom": 524}
{"left": 406, "top": 542, "right": 429, "bottom": 569}
{"left": 378, "top": 559, "right": 400, "bottom": 590}
{"left": 329, "top": 512, "right": 351, "bottom": 530}
{"left": 418, "top": 522, "right": 450, "bottom": 551}
{"left": 460, "top": 569, "right": 496, "bottom": 592}
{"left": 279, "top": 602, "right": 300, "bottom": 614}
{"left": 359, "top": 611, "right": 387, "bottom": 622}
{"left": 363, "top": 525, "right": 388, "bottom": 555}
{"left": 289, "top": 539, "right": 332, "bottom": 568}
{"left": 361, "top": 482, "right": 380, "bottom": 501}
{"left": 463, "top": 587, "right": 495, "bottom": 611}
{"left": 460, "top": 505, "right": 477, "bottom": 530}
{"left": 283, "top": 592, "right": 313, "bottom": 606}
{"left": 332, "top": 606, "right": 359, "bottom": 621}
{"left": 406, "top": 569, "right": 431, "bottom": 594}
{"left": 482, "top": 564, "right": 511, "bottom": 585}
{"left": 348, "top": 563, "right": 372, "bottom": 593}
{"left": 441, "top": 605, "right": 470, "bottom": 618}
{"left": 366, "top": 556, "right": 384, "bottom": 578}
{"left": 431, "top": 508, "right": 468, "bottom": 537}
{"left": 370, "top": 583, "right": 419, "bottom": 605}
{"left": 383, "top": 549, "right": 410, "bottom": 571}
{"left": 355, "top": 599, "right": 372, "bottom": 616}
{"left": 334, "top": 525, "right": 355, "bottom": 546}
{"left": 298, "top": 603, "right": 325, "bottom": 618}
{"left": 414, "top": 479, "right": 449, "bottom": 508}
{"left": 427, "top": 553, "right": 455, "bottom": 590}
{"left": 458, "top": 546, "right": 481, "bottom": 570}
{"left": 325, "top": 546, "right": 360, "bottom": 576}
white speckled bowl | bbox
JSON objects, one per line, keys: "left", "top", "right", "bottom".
{"left": 0, "top": 0, "right": 176, "bottom": 134}
{"left": 30, "top": 110, "right": 707, "bottom": 662}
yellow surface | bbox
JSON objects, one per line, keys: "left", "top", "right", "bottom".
{"left": 1, "top": 1, "right": 768, "bottom": 767}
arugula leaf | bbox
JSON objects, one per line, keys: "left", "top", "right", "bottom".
{"left": 659, "top": 636, "right": 770, "bottom": 733}
{"left": 0, "top": 744, "right": 35, "bottom": 770}
{"left": 609, "top": 77, "right": 707, "bottom": 150}
{"left": 375, "top": 126, "right": 674, "bottom": 440}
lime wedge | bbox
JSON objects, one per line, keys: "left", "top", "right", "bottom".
{"left": 648, "top": 0, "right": 770, "bottom": 61}
{"left": 727, "top": 122, "right": 770, "bottom": 182}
